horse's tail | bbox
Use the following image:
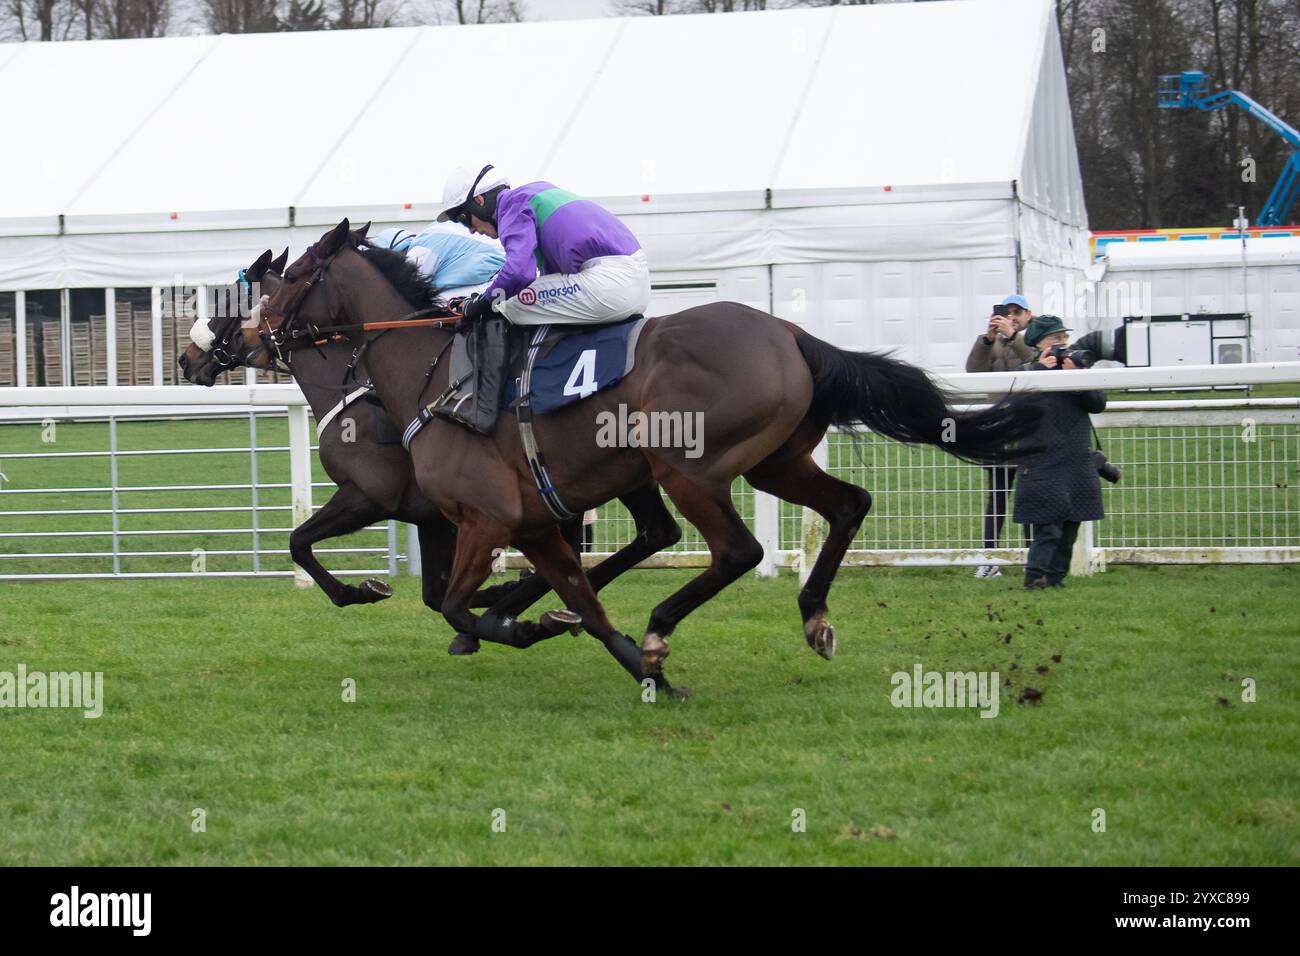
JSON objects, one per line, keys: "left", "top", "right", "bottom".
{"left": 794, "top": 331, "right": 1043, "bottom": 465}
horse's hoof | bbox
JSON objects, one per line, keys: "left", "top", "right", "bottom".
{"left": 540, "top": 608, "right": 584, "bottom": 636}
{"left": 804, "top": 617, "right": 836, "bottom": 661}
{"left": 360, "top": 578, "right": 393, "bottom": 602}
{"left": 641, "top": 632, "right": 670, "bottom": 675}
{"left": 448, "top": 633, "right": 480, "bottom": 656}
{"left": 668, "top": 686, "right": 692, "bottom": 701}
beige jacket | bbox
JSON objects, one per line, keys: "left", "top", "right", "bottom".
{"left": 965, "top": 331, "right": 1036, "bottom": 373}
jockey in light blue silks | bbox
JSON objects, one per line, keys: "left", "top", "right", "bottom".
{"left": 368, "top": 220, "right": 506, "bottom": 305}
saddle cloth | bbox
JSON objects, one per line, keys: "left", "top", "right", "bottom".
{"left": 445, "top": 314, "right": 652, "bottom": 419}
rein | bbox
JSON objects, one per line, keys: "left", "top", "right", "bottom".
{"left": 254, "top": 241, "right": 459, "bottom": 360}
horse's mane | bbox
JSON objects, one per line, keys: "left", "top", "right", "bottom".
{"left": 356, "top": 243, "right": 441, "bottom": 308}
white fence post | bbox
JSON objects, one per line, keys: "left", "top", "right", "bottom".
{"left": 286, "top": 404, "right": 313, "bottom": 588}
{"left": 14, "top": 290, "right": 26, "bottom": 387}
{"left": 1070, "top": 520, "right": 1100, "bottom": 576}
{"left": 150, "top": 286, "right": 164, "bottom": 386}
{"left": 799, "top": 438, "right": 830, "bottom": 585}
{"left": 407, "top": 523, "right": 422, "bottom": 577}
{"left": 753, "top": 491, "right": 779, "bottom": 578}
{"left": 104, "top": 288, "right": 117, "bottom": 387}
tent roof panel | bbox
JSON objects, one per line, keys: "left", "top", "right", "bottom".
{"left": 1103, "top": 236, "right": 1300, "bottom": 269}
{"left": 0, "top": 35, "right": 214, "bottom": 220}
{"left": 65, "top": 28, "right": 421, "bottom": 219}
{"left": 774, "top": 0, "right": 1043, "bottom": 191}
{"left": 545, "top": 7, "right": 834, "bottom": 197}
{"left": 295, "top": 18, "right": 625, "bottom": 208}
{"left": 0, "top": 0, "right": 1077, "bottom": 232}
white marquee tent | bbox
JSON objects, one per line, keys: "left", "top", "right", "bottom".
{"left": 1098, "top": 237, "right": 1300, "bottom": 362}
{"left": 0, "top": 0, "right": 1088, "bottom": 377}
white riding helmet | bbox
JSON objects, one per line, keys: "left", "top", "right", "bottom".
{"left": 434, "top": 164, "right": 512, "bottom": 224}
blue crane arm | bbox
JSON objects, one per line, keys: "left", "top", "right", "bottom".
{"left": 1194, "top": 90, "right": 1300, "bottom": 149}
{"left": 1158, "top": 71, "right": 1299, "bottom": 224}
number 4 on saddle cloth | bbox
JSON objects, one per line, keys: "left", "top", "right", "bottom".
{"left": 402, "top": 314, "right": 651, "bottom": 444}
{"left": 401, "top": 314, "right": 652, "bottom": 520}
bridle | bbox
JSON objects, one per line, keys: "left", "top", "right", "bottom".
{"left": 258, "top": 241, "right": 468, "bottom": 351}
{"left": 253, "top": 242, "right": 340, "bottom": 364}
{"left": 203, "top": 267, "right": 261, "bottom": 371}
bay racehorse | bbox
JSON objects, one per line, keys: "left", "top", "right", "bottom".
{"left": 179, "top": 246, "right": 682, "bottom": 655}
{"left": 245, "top": 219, "right": 1043, "bottom": 695}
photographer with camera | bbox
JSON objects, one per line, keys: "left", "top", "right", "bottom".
{"left": 1013, "top": 315, "right": 1110, "bottom": 590}
{"left": 966, "top": 294, "right": 1035, "bottom": 579}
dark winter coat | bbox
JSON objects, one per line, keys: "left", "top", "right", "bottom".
{"left": 1013, "top": 364, "right": 1108, "bottom": 524}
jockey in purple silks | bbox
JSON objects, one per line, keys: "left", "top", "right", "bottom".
{"left": 433, "top": 164, "right": 651, "bottom": 329}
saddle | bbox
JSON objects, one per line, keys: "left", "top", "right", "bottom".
{"left": 426, "top": 314, "right": 650, "bottom": 436}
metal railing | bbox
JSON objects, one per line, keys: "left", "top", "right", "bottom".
{"left": 2, "top": 364, "right": 1299, "bottom": 582}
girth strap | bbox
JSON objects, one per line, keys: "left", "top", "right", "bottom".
{"left": 517, "top": 326, "right": 574, "bottom": 521}
{"left": 399, "top": 325, "right": 575, "bottom": 522}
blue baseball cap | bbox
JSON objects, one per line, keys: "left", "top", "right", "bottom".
{"left": 1000, "top": 294, "right": 1030, "bottom": 310}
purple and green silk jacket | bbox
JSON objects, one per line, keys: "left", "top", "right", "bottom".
{"left": 484, "top": 182, "right": 642, "bottom": 302}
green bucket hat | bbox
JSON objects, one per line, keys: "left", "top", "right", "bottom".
{"left": 1024, "top": 314, "right": 1072, "bottom": 348}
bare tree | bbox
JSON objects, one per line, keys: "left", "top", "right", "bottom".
{"left": 614, "top": 0, "right": 677, "bottom": 13}
{"left": 446, "top": 0, "right": 523, "bottom": 22}
{"left": 334, "top": 0, "right": 395, "bottom": 28}
{"left": 69, "top": 0, "right": 92, "bottom": 37}
{"left": 96, "top": 0, "right": 169, "bottom": 36}
{"left": 5, "top": 0, "right": 67, "bottom": 39}
{"left": 202, "top": 0, "right": 279, "bottom": 31}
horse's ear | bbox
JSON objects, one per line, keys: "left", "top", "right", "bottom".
{"left": 249, "top": 249, "right": 273, "bottom": 280}
{"left": 317, "top": 218, "right": 351, "bottom": 256}
{"left": 354, "top": 221, "right": 371, "bottom": 241}
{"left": 271, "top": 248, "right": 289, "bottom": 273}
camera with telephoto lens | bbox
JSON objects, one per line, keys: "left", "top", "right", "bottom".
{"left": 1045, "top": 344, "right": 1095, "bottom": 369}
{"left": 1071, "top": 329, "right": 1128, "bottom": 365}
{"left": 1093, "top": 450, "right": 1121, "bottom": 484}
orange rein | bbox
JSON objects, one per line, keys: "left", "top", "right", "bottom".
{"left": 311, "top": 315, "right": 460, "bottom": 346}
{"left": 362, "top": 316, "right": 461, "bottom": 331}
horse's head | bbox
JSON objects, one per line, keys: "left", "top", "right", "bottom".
{"left": 179, "top": 247, "right": 288, "bottom": 385}
{"left": 241, "top": 219, "right": 372, "bottom": 370}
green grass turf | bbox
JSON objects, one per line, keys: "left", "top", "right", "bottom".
{"left": 0, "top": 565, "right": 1296, "bottom": 865}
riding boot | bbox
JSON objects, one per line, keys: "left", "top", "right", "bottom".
{"left": 429, "top": 316, "right": 507, "bottom": 435}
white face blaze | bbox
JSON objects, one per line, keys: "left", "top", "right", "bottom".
{"left": 189, "top": 317, "right": 215, "bottom": 352}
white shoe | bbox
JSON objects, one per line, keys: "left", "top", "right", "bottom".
{"left": 974, "top": 565, "right": 1002, "bottom": 579}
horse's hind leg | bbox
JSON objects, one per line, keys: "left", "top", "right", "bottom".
{"left": 637, "top": 469, "right": 764, "bottom": 681}
{"left": 289, "top": 483, "right": 393, "bottom": 607}
{"left": 745, "top": 452, "right": 872, "bottom": 661}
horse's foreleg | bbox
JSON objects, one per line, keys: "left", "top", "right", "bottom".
{"left": 289, "top": 483, "right": 393, "bottom": 607}
{"left": 466, "top": 512, "right": 583, "bottom": 609}
{"left": 512, "top": 525, "right": 665, "bottom": 692}
{"left": 415, "top": 519, "right": 485, "bottom": 656}
{"left": 470, "top": 484, "right": 682, "bottom": 647}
